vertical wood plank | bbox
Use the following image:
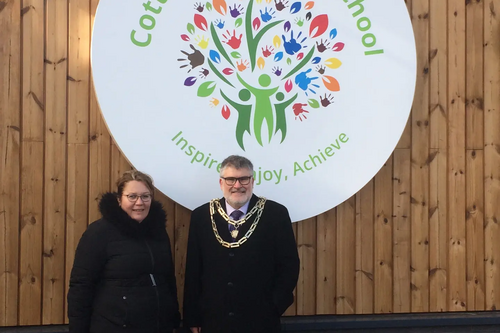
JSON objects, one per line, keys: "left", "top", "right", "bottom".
{"left": 465, "top": 0, "right": 484, "bottom": 150}
{"left": 65, "top": 144, "right": 88, "bottom": 322}
{"left": 65, "top": 0, "right": 91, "bottom": 321}
{"left": 355, "top": 180, "right": 374, "bottom": 314}
{"left": 393, "top": 149, "right": 411, "bottom": 313}
{"left": 429, "top": 146, "right": 448, "bottom": 312}
{"left": 411, "top": 0, "right": 430, "bottom": 313}
{"left": 336, "top": 198, "right": 355, "bottom": 314}
{"left": 43, "top": 0, "right": 68, "bottom": 323}
{"left": 428, "top": 0, "right": 448, "bottom": 313}
{"left": 374, "top": 156, "right": 393, "bottom": 313}
{"left": 447, "top": 0, "right": 467, "bottom": 312}
{"left": 484, "top": 0, "right": 500, "bottom": 311}
{"left": 0, "top": 0, "right": 21, "bottom": 325}
{"left": 466, "top": 149, "right": 485, "bottom": 310}
{"left": 316, "top": 208, "right": 336, "bottom": 314}
{"left": 22, "top": 0, "right": 44, "bottom": 143}
{"left": 296, "top": 217, "right": 317, "bottom": 315}
{"left": 19, "top": 0, "right": 45, "bottom": 323}
{"left": 67, "top": 0, "right": 89, "bottom": 146}
{"left": 20, "top": 143, "right": 44, "bottom": 325}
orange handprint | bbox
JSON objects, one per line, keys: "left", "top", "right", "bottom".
{"left": 236, "top": 59, "right": 250, "bottom": 72}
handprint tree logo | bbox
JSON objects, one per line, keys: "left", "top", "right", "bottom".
{"left": 178, "top": 0, "right": 345, "bottom": 150}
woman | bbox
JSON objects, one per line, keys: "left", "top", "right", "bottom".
{"left": 68, "top": 170, "right": 180, "bottom": 333}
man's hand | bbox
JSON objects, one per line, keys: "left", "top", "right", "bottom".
{"left": 190, "top": 327, "right": 201, "bottom": 333}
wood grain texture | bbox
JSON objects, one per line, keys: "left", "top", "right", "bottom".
{"left": 1, "top": 0, "right": 500, "bottom": 326}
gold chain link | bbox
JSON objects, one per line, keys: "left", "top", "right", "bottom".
{"left": 210, "top": 197, "right": 267, "bottom": 248}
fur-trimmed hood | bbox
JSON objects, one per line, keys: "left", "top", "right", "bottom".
{"left": 98, "top": 192, "right": 168, "bottom": 240}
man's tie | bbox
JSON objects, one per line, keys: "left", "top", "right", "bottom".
{"left": 229, "top": 210, "right": 243, "bottom": 240}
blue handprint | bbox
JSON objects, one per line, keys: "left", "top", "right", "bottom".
{"left": 282, "top": 31, "right": 307, "bottom": 55}
{"left": 295, "top": 69, "right": 319, "bottom": 95}
{"left": 214, "top": 19, "right": 225, "bottom": 29}
{"left": 260, "top": 7, "right": 276, "bottom": 22}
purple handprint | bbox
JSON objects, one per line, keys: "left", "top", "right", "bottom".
{"left": 260, "top": 7, "right": 276, "bottom": 23}
{"left": 272, "top": 66, "right": 282, "bottom": 76}
{"left": 282, "top": 31, "right": 307, "bottom": 55}
{"left": 230, "top": 4, "right": 244, "bottom": 18}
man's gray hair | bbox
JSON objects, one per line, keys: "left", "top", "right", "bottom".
{"left": 220, "top": 155, "right": 254, "bottom": 175}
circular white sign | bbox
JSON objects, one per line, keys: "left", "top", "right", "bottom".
{"left": 92, "top": 0, "right": 416, "bottom": 222}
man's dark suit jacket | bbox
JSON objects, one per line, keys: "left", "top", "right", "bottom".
{"left": 183, "top": 194, "right": 300, "bottom": 333}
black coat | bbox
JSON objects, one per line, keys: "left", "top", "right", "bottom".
{"left": 183, "top": 194, "right": 300, "bottom": 333}
{"left": 68, "top": 193, "right": 180, "bottom": 333}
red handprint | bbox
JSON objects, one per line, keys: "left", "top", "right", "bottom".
{"left": 222, "top": 30, "right": 243, "bottom": 49}
{"left": 261, "top": 45, "right": 275, "bottom": 57}
{"left": 293, "top": 103, "right": 309, "bottom": 121}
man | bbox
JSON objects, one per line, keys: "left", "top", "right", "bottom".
{"left": 183, "top": 155, "right": 300, "bottom": 333}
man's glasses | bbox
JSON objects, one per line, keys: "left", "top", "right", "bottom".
{"left": 123, "top": 193, "right": 152, "bottom": 202}
{"left": 220, "top": 176, "right": 253, "bottom": 186}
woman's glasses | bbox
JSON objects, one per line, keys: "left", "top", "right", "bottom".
{"left": 123, "top": 193, "right": 152, "bottom": 202}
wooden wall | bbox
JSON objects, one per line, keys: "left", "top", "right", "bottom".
{"left": 1, "top": 0, "right": 500, "bottom": 326}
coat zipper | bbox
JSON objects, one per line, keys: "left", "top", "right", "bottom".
{"left": 145, "top": 240, "right": 161, "bottom": 332}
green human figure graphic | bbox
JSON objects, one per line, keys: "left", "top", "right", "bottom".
{"left": 274, "top": 92, "right": 298, "bottom": 143}
{"left": 237, "top": 73, "right": 278, "bottom": 146}
{"left": 220, "top": 89, "right": 252, "bottom": 150}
